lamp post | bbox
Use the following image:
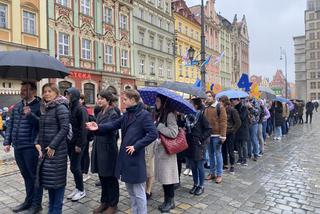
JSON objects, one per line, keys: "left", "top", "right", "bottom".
{"left": 188, "top": 0, "right": 206, "bottom": 90}
{"left": 280, "top": 47, "right": 288, "bottom": 99}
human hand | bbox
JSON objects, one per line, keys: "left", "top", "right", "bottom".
{"left": 3, "top": 145, "right": 10, "bottom": 153}
{"left": 220, "top": 137, "right": 226, "bottom": 143}
{"left": 23, "top": 106, "right": 31, "bottom": 115}
{"left": 75, "top": 146, "right": 81, "bottom": 154}
{"left": 126, "top": 146, "right": 135, "bottom": 155}
{"left": 35, "top": 144, "right": 43, "bottom": 158}
{"left": 46, "top": 147, "right": 55, "bottom": 158}
{"left": 86, "top": 122, "right": 98, "bottom": 131}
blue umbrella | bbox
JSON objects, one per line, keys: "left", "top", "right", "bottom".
{"left": 273, "top": 96, "right": 289, "bottom": 103}
{"left": 139, "top": 87, "right": 196, "bottom": 114}
{"left": 216, "top": 89, "right": 249, "bottom": 99}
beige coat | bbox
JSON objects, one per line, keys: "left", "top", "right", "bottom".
{"left": 154, "top": 112, "right": 179, "bottom": 185}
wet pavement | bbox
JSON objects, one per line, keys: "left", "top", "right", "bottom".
{"left": 0, "top": 114, "right": 320, "bottom": 214}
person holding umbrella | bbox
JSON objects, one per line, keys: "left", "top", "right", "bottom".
{"left": 86, "top": 89, "right": 158, "bottom": 214}
{"left": 3, "top": 82, "right": 43, "bottom": 214}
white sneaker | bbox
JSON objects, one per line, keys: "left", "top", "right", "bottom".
{"left": 83, "top": 174, "right": 91, "bottom": 182}
{"left": 188, "top": 171, "right": 193, "bottom": 176}
{"left": 67, "top": 189, "right": 78, "bottom": 199}
{"left": 183, "top": 169, "right": 190, "bottom": 176}
{"left": 71, "top": 190, "right": 86, "bottom": 201}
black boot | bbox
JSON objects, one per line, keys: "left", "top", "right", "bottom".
{"left": 161, "top": 198, "right": 175, "bottom": 213}
{"left": 12, "top": 202, "right": 31, "bottom": 213}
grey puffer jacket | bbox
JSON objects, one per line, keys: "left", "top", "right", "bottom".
{"left": 37, "top": 96, "right": 70, "bottom": 189}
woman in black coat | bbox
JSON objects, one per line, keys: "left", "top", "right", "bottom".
{"left": 91, "top": 90, "right": 120, "bottom": 214}
{"left": 185, "top": 98, "right": 211, "bottom": 196}
{"left": 35, "top": 83, "right": 69, "bottom": 214}
{"left": 270, "top": 101, "right": 284, "bottom": 140}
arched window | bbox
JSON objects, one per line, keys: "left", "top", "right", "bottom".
{"left": 58, "top": 81, "right": 72, "bottom": 95}
{"left": 84, "top": 83, "right": 95, "bottom": 104}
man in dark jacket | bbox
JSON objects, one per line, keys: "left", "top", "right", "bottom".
{"left": 305, "top": 100, "right": 314, "bottom": 124}
{"left": 231, "top": 98, "right": 249, "bottom": 166}
{"left": 246, "top": 99, "right": 261, "bottom": 161}
{"left": 3, "top": 82, "right": 43, "bottom": 214}
{"left": 86, "top": 89, "right": 158, "bottom": 214}
{"left": 65, "top": 87, "right": 89, "bottom": 202}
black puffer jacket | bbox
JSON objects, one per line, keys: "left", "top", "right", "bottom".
{"left": 3, "top": 97, "right": 41, "bottom": 149}
{"left": 37, "top": 96, "right": 69, "bottom": 189}
{"left": 234, "top": 102, "right": 249, "bottom": 141}
{"left": 65, "top": 87, "right": 88, "bottom": 148}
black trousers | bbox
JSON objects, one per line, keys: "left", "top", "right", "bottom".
{"left": 163, "top": 184, "right": 174, "bottom": 199}
{"left": 68, "top": 144, "right": 84, "bottom": 191}
{"left": 222, "top": 133, "right": 235, "bottom": 166}
{"left": 99, "top": 176, "right": 119, "bottom": 206}
{"left": 81, "top": 141, "right": 90, "bottom": 174}
{"left": 306, "top": 113, "right": 313, "bottom": 124}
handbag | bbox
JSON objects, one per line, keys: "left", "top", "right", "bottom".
{"left": 160, "top": 128, "right": 188, "bottom": 155}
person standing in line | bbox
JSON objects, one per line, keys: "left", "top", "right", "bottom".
{"left": 35, "top": 83, "right": 69, "bottom": 214}
{"left": 305, "top": 100, "right": 314, "bottom": 124}
{"left": 257, "top": 100, "right": 266, "bottom": 156}
{"left": 186, "top": 97, "right": 211, "bottom": 195}
{"left": 231, "top": 98, "right": 250, "bottom": 166}
{"left": 270, "top": 101, "right": 284, "bottom": 141}
{"left": 281, "top": 102, "right": 290, "bottom": 136}
{"left": 3, "top": 82, "right": 43, "bottom": 214}
{"left": 86, "top": 89, "right": 158, "bottom": 214}
{"left": 260, "top": 100, "right": 270, "bottom": 144}
{"left": 64, "top": 87, "right": 89, "bottom": 202}
{"left": 91, "top": 90, "right": 120, "bottom": 214}
{"left": 314, "top": 101, "right": 319, "bottom": 112}
{"left": 221, "top": 96, "right": 241, "bottom": 174}
{"left": 246, "top": 99, "right": 260, "bottom": 161}
{"left": 204, "top": 92, "right": 227, "bottom": 184}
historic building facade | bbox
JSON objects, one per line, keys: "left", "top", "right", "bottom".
{"left": 0, "top": 0, "right": 47, "bottom": 107}
{"left": 190, "top": 0, "right": 220, "bottom": 87}
{"left": 270, "top": 69, "right": 286, "bottom": 97}
{"left": 132, "top": 0, "right": 175, "bottom": 88}
{"left": 231, "top": 15, "right": 249, "bottom": 87}
{"left": 293, "top": 35, "right": 307, "bottom": 101}
{"left": 48, "top": 0, "right": 135, "bottom": 108}
{"left": 172, "top": 0, "right": 201, "bottom": 84}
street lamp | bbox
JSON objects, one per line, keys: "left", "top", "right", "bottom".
{"left": 188, "top": 46, "right": 195, "bottom": 62}
{"left": 280, "top": 47, "right": 288, "bottom": 99}
{"left": 200, "top": 0, "right": 206, "bottom": 90}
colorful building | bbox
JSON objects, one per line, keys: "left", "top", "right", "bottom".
{"left": 270, "top": 69, "right": 286, "bottom": 97}
{"left": 0, "top": 0, "right": 47, "bottom": 107}
{"left": 48, "top": 0, "right": 135, "bottom": 109}
{"left": 132, "top": 0, "right": 175, "bottom": 88}
{"left": 190, "top": 0, "right": 220, "bottom": 87}
{"left": 172, "top": 0, "right": 201, "bottom": 84}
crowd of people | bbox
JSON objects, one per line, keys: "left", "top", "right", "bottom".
{"left": 2, "top": 81, "right": 318, "bottom": 214}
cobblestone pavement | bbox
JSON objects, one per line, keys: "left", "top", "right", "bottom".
{"left": 0, "top": 114, "right": 320, "bottom": 214}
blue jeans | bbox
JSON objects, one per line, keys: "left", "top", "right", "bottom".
{"left": 189, "top": 159, "right": 205, "bottom": 187}
{"left": 262, "top": 121, "right": 267, "bottom": 142}
{"left": 275, "top": 126, "right": 282, "bottom": 138}
{"left": 48, "top": 187, "right": 65, "bottom": 214}
{"left": 14, "top": 148, "right": 43, "bottom": 207}
{"left": 207, "top": 136, "right": 223, "bottom": 176}
{"left": 249, "top": 124, "right": 259, "bottom": 158}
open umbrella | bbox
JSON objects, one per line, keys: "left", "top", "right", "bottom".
{"left": 0, "top": 51, "right": 69, "bottom": 80}
{"left": 259, "top": 86, "right": 276, "bottom": 100}
{"left": 138, "top": 87, "right": 196, "bottom": 114}
{"left": 160, "top": 81, "right": 207, "bottom": 99}
{"left": 216, "top": 89, "right": 249, "bottom": 100}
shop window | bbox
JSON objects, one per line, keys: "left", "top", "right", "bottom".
{"left": 58, "top": 81, "right": 72, "bottom": 95}
{"left": 84, "top": 83, "right": 95, "bottom": 104}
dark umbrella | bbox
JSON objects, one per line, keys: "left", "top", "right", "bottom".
{"left": 139, "top": 87, "right": 196, "bottom": 114}
{"left": 0, "top": 51, "right": 69, "bottom": 80}
{"left": 160, "top": 81, "right": 207, "bottom": 99}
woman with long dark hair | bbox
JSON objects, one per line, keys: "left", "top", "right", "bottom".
{"left": 91, "top": 89, "right": 120, "bottom": 214}
{"left": 154, "top": 95, "right": 179, "bottom": 213}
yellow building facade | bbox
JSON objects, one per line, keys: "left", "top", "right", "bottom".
{"left": 0, "top": 0, "right": 47, "bottom": 107}
{"left": 173, "top": 0, "right": 201, "bottom": 84}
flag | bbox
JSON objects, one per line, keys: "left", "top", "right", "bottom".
{"left": 193, "top": 79, "right": 202, "bottom": 88}
{"left": 214, "top": 51, "right": 225, "bottom": 65}
{"left": 200, "top": 55, "right": 212, "bottom": 67}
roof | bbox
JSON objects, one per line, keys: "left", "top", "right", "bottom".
{"left": 218, "top": 14, "right": 232, "bottom": 30}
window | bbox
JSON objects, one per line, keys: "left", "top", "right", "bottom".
{"left": 121, "top": 50, "right": 128, "bottom": 67}
{"left": 0, "top": 4, "right": 7, "bottom": 28}
{"left": 59, "top": 81, "right": 72, "bottom": 95}
{"left": 57, "top": 0, "right": 68, "bottom": 6}
{"left": 179, "top": 64, "right": 182, "bottom": 77}
{"left": 167, "top": 41, "right": 171, "bottom": 54}
{"left": 165, "top": 2, "right": 169, "bottom": 13}
{"left": 309, "top": 13, "right": 314, "bottom": 20}
{"left": 159, "top": 61, "right": 163, "bottom": 77}
{"left": 191, "top": 29, "right": 194, "bottom": 38}
{"left": 58, "top": 33, "right": 69, "bottom": 56}
{"left": 23, "top": 11, "right": 36, "bottom": 35}
{"left": 158, "top": 0, "right": 162, "bottom": 8}
{"left": 311, "top": 93, "right": 317, "bottom": 100}
{"left": 81, "top": 0, "right": 90, "bottom": 15}
{"left": 139, "top": 31, "right": 144, "bottom": 45}
{"left": 196, "top": 32, "right": 199, "bottom": 41}
{"left": 178, "top": 22, "right": 182, "bottom": 32}
{"left": 318, "top": 82, "right": 320, "bottom": 89}
{"left": 139, "top": 58, "right": 145, "bottom": 74}
{"left": 167, "top": 64, "right": 172, "bottom": 78}
{"left": 82, "top": 39, "right": 91, "bottom": 60}
{"left": 311, "top": 82, "right": 316, "bottom": 89}
{"left": 311, "top": 52, "right": 316, "bottom": 59}
{"left": 150, "top": 35, "right": 154, "bottom": 48}
{"left": 120, "top": 15, "right": 127, "bottom": 30}
{"left": 167, "top": 22, "right": 170, "bottom": 31}
{"left": 84, "top": 83, "right": 95, "bottom": 104}
{"left": 150, "top": 61, "right": 155, "bottom": 75}
{"left": 185, "top": 26, "right": 188, "bottom": 35}
{"left": 158, "top": 18, "right": 162, "bottom": 28}
{"left": 311, "top": 72, "right": 316, "bottom": 79}
{"left": 159, "top": 39, "right": 163, "bottom": 51}
{"left": 309, "top": 22, "right": 315, "bottom": 29}
{"left": 310, "top": 32, "right": 315, "bottom": 40}
{"left": 104, "top": 7, "right": 112, "bottom": 24}
{"left": 105, "top": 45, "right": 113, "bottom": 64}
{"left": 149, "top": 13, "right": 154, "bottom": 24}
{"left": 311, "top": 62, "right": 316, "bottom": 69}
{"left": 310, "top": 42, "right": 315, "bottom": 49}
{"left": 318, "top": 71, "right": 320, "bottom": 78}
{"left": 139, "top": 8, "right": 144, "bottom": 19}
{"left": 179, "top": 45, "right": 182, "bottom": 56}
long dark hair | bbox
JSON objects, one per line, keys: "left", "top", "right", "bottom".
{"left": 155, "top": 95, "right": 175, "bottom": 124}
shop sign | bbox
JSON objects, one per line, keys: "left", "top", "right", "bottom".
{"left": 70, "top": 71, "right": 91, "bottom": 79}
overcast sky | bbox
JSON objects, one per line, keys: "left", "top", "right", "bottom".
{"left": 186, "top": 0, "right": 306, "bottom": 82}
